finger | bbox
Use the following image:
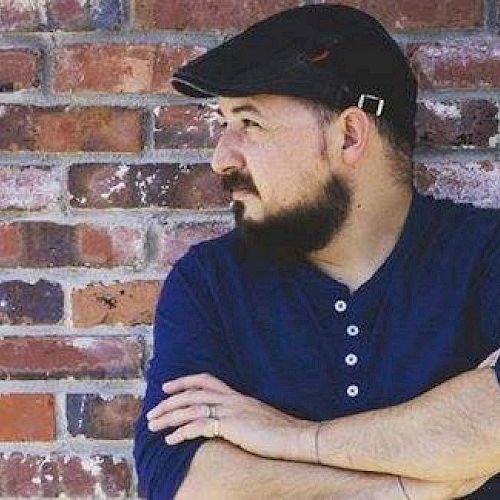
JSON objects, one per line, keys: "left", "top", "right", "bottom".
{"left": 162, "top": 372, "right": 235, "bottom": 395}
{"left": 147, "top": 389, "right": 222, "bottom": 419}
{"left": 165, "top": 417, "right": 221, "bottom": 445}
{"left": 148, "top": 404, "right": 209, "bottom": 432}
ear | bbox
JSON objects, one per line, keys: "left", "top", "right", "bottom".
{"left": 339, "top": 107, "right": 371, "bottom": 165}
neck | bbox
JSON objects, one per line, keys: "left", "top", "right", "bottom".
{"left": 306, "top": 183, "right": 414, "bottom": 290}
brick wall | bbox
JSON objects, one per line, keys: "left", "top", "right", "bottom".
{"left": 0, "top": 0, "right": 498, "bottom": 497}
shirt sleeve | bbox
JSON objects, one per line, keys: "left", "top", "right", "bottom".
{"left": 477, "top": 218, "right": 500, "bottom": 385}
{"left": 133, "top": 246, "right": 236, "bottom": 499}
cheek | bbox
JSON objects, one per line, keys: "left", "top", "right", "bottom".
{"left": 246, "top": 130, "right": 324, "bottom": 203}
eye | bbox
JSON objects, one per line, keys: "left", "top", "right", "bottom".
{"left": 242, "top": 118, "right": 261, "bottom": 129}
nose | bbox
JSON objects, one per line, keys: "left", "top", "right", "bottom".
{"left": 211, "top": 129, "right": 245, "bottom": 176}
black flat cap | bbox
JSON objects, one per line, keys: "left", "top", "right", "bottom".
{"left": 171, "top": 4, "right": 417, "bottom": 144}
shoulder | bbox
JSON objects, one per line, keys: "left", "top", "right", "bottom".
{"left": 168, "top": 227, "right": 241, "bottom": 283}
{"left": 181, "top": 227, "right": 240, "bottom": 266}
{"left": 418, "top": 192, "right": 500, "bottom": 250}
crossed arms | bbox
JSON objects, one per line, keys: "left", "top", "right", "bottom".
{"left": 176, "top": 358, "right": 500, "bottom": 499}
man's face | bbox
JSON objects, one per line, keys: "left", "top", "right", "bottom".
{"left": 212, "top": 94, "right": 352, "bottom": 263}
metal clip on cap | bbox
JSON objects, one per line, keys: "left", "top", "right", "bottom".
{"left": 357, "top": 94, "right": 385, "bottom": 116}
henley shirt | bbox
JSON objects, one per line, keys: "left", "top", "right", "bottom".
{"left": 134, "top": 188, "right": 500, "bottom": 499}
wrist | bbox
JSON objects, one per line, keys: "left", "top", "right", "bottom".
{"left": 398, "top": 476, "right": 412, "bottom": 500}
{"left": 293, "top": 419, "right": 320, "bottom": 463}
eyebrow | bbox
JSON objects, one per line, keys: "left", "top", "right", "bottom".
{"left": 215, "top": 104, "right": 263, "bottom": 118}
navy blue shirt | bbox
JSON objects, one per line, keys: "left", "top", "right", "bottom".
{"left": 134, "top": 189, "right": 500, "bottom": 499}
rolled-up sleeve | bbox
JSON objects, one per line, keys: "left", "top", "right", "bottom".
{"left": 133, "top": 247, "right": 235, "bottom": 499}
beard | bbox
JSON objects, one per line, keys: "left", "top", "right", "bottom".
{"left": 232, "top": 172, "right": 352, "bottom": 266}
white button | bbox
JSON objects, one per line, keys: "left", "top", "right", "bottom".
{"left": 334, "top": 300, "right": 347, "bottom": 312}
{"left": 345, "top": 353, "right": 358, "bottom": 366}
{"left": 347, "top": 385, "right": 359, "bottom": 397}
{"left": 347, "top": 325, "right": 359, "bottom": 336}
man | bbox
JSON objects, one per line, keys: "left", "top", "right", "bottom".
{"left": 134, "top": 5, "right": 500, "bottom": 499}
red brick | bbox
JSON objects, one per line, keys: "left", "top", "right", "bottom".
{"left": 67, "top": 394, "right": 142, "bottom": 439}
{"left": 48, "top": 0, "right": 89, "bottom": 30}
{"left": 68, "top": 163, "right": 230, "bottom": 209}
{"left": 0, "top": 166, "right": 60, "bottom": 211}
{"left": 0, "top": 0, "right": 40, "bottom": 31}
{"left": 74, "top": 224, "right": 144, "bottom": 267}
{"left": 0, "top": 106, "right": 142, "bottom": 153}
{"left": 0, "top": 453, "right": 131, "bottom": 497}
{"left": 0, "top": 337, "right": 143, "bottom": 379}
{"left": 159, "top": 221, "right": 233, "bottom": 267}
{"left": 134, "top": 0, "right": 300, "bottom": 31}
{"left": 155, "top": 104, "right": 222, "bottom": 149}
{"left": 408, "top": 40, "right": 500, "bottom": 89}
{"left": 322, "top": 0, "right": 483, "bottom": 31}
{"left": 0, "top": 280, "right": 63, "bottom": 325}
{"left": 0, "top": 0, "right": 122, "bottom": 31}
{"left": 415, "top": 100, "right": 498, "bottom": 149}
{"left": 0, "top": 50, "right": 40, "bottom": 91}
{"left": 71, "top": 280, "right": 161, "bottom": 327}
{"left": 0, "top": 224, "right": 23, "bottom": 265}
{"left": 414, "top": 160, "right": 500, "bottom": 209}
{"left": 54, "top": 44, "right": 206, "bottom": 94}
{"left": 0, "top": 222, "right": 144, "bottom": 268}
{"left": 0, "top": 394, "right": 55, "bottom": 441}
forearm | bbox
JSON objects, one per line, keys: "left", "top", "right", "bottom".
{"left": 317, "top": 367, "right": 500, "bottom": 481}
{"left": 175, "top": 439, "right": 469, "bottom": 500}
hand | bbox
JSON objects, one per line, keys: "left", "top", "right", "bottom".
{"left": 146, "top": 372, "right": 317, "bottom": 462}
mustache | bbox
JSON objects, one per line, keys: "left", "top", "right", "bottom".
{"left": 221, "top": 172, "right": 257, "bottom": 194}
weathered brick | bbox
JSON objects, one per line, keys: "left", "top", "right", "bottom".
{"left": 0, "top": 106, "right": 142, "bottom": 153}
{"left": 23, "top": 222, "right": 73, "bottom": 267}
{"left": 155, "top": 104, "right": 222, "bottom": 149}
{"left": 0, "top": 224, "right": 23, "bottom": 265}
{"left": 0, "top": 394, "right": 55, "bottom": 441}
{"left": 0, "top": 337, "right": 143, "bottom": 379}
{"left": 408, "top": 40, "right": 500, "bottom": 89}
{"left": 414, "top": 160, "right": 500, "bottom": 209}
{"left": 415, "top": 100, "right": 498, "bottom": 149}
{"left": 0, "top": 166, "right": 60, "bottom": 211}
{"left": 75, "top": 224, "right": 145, "bottom": 267}
{"left": 159, "top": 221, "right": 233, "bottom": 267}
{"left": 0, "top": 50, "right": 40, "bottom": 92}
{"left": 48, "top": 0, "right": 89, "bottom": 30}
{"left": 0, "top": 0, "right": 123, "bottom": 31}
{"left": 0, "top": 453, "right": 131, "bottom": 497}
{"left": 0, "top": 0, "right": 40, "bottom": 31}
{"left": 322, "top": 0, "right": 483, "bottom": 31}
{"left": 54, "top": 44, "right": 206, "bottom": 93}
{"left": 68, "top": 163, "right": 230, "bottom": 209}
{"left": 90, "top": 0, "right": 123, "bottom": 30}
{"left": 134, "top": 0, "right": 300, "bottom": 31}
{"left": 498, "top": 0, "right": 500, "bottom": 34}
{"left": 71, "top": 280, "right": 161, "bottom": 327}
{"left": 0, "top": 222, "right": 144, "bottom": 268}
{"left": 0, "top": 280, "right": 63, "bottom": 325}
{"left": 67, "top": 394, "right": 142, "bottom": 439}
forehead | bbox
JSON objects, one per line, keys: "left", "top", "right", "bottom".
{"left": 217, "top": 94, "right": 310, "bottom": 118}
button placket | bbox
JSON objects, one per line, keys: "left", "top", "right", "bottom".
{"left": 347, "top": 384, "right": 359, "bottom": 397}
{"left": 333, "top": 298, "right": 362, "bottom": 399}
{"left": 334, "top": 299, "right": 347, "bottom": 313}
{"left": 346, "top": 324, "right": 359, "bottom": 337}
{"left": 345, "top": 353, "right": 358, "bottom": 366}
